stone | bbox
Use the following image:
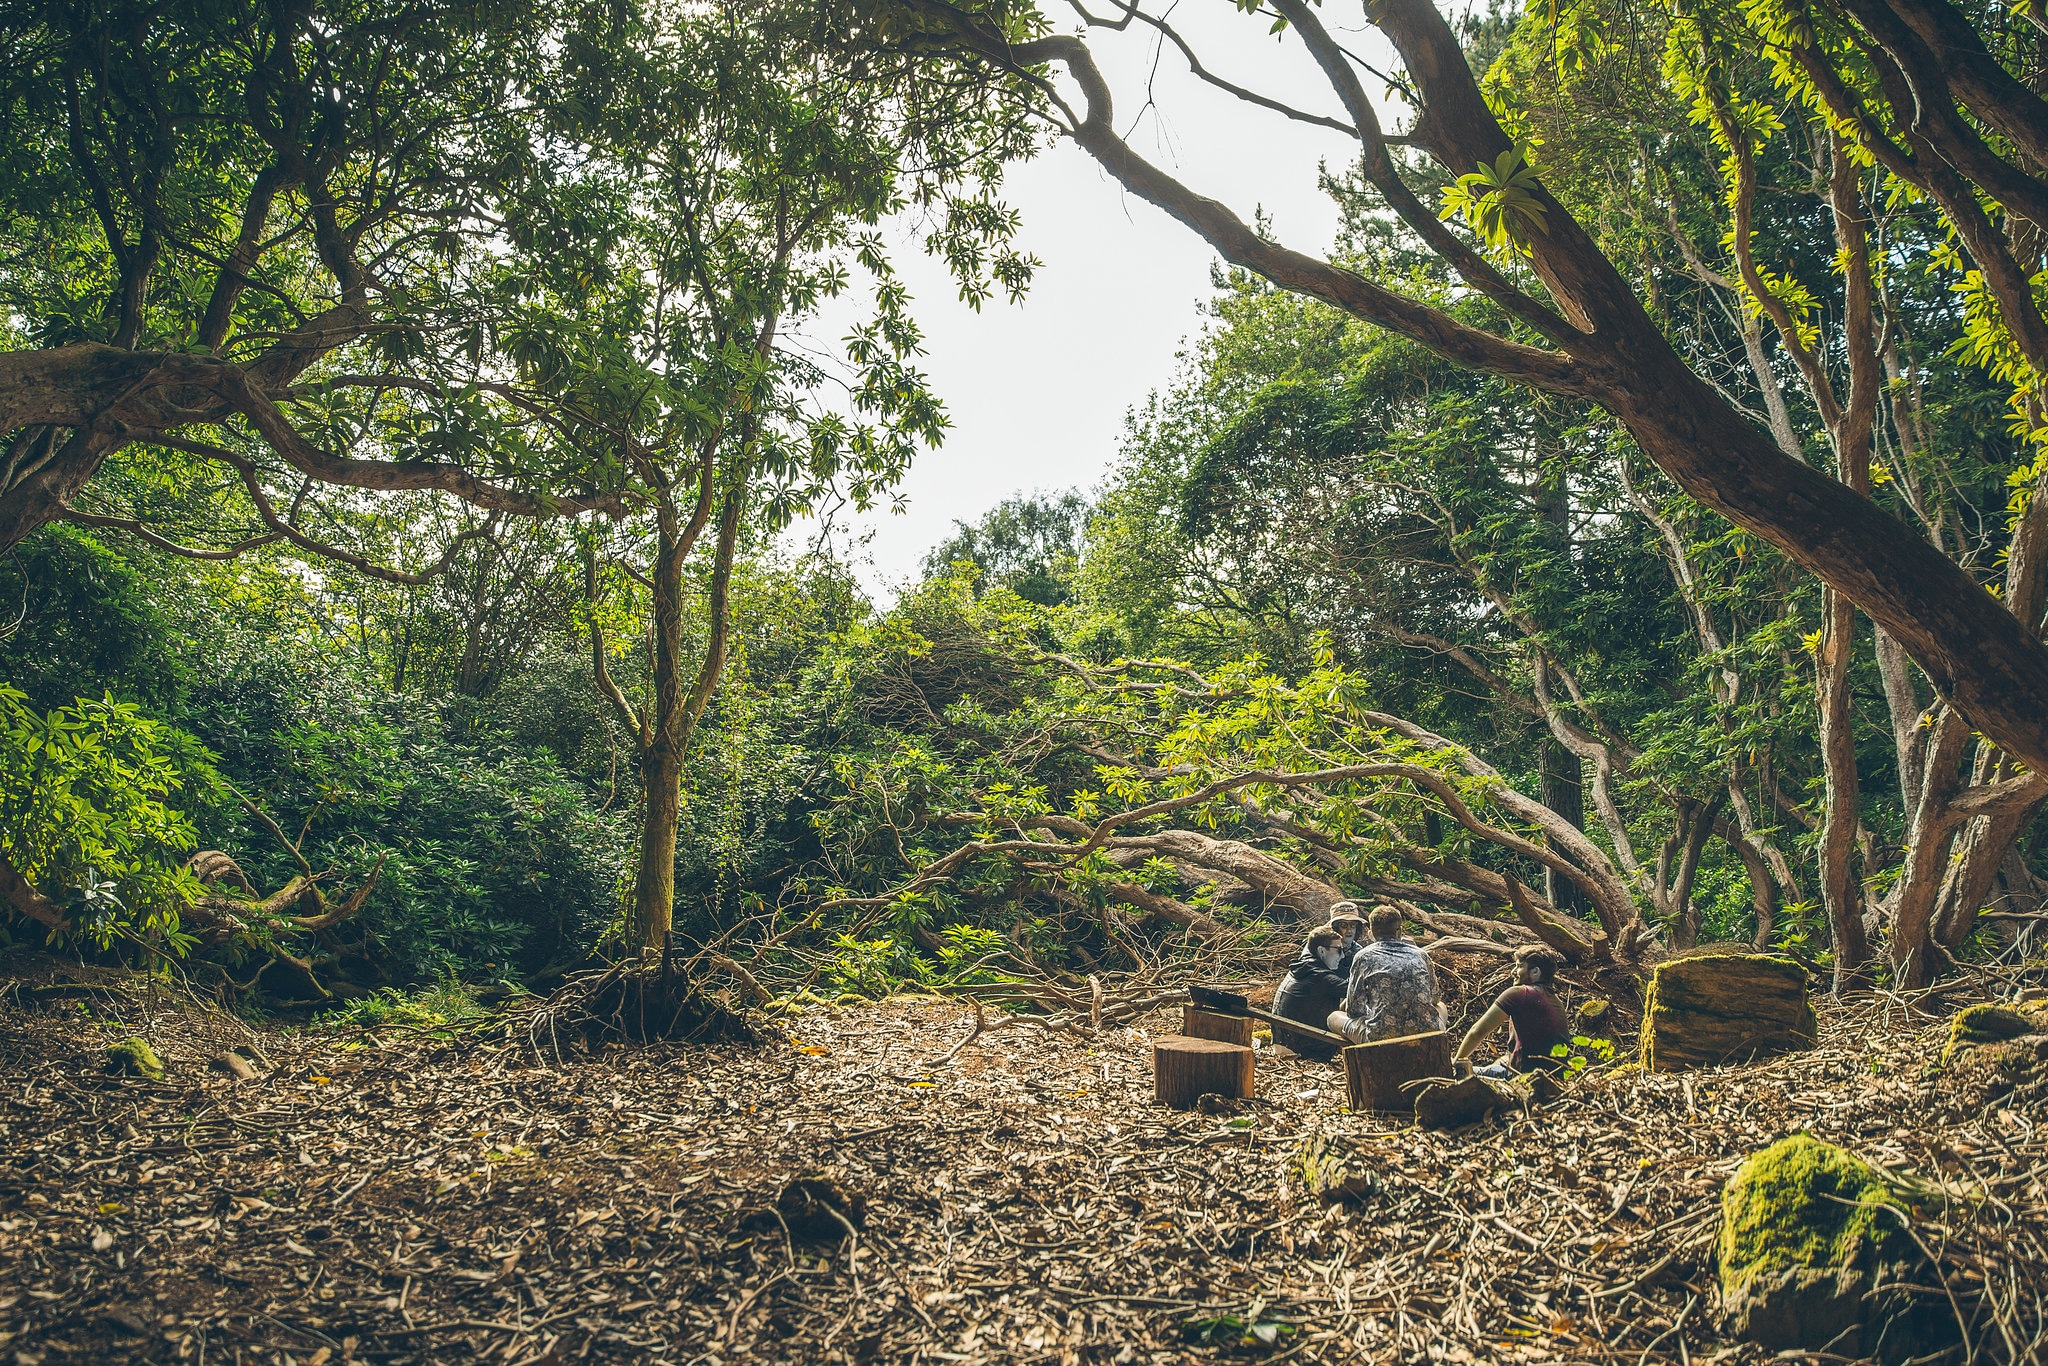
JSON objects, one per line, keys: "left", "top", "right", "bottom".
{"left": 1718, "top": 1135, "right": 1950, "bottom": 1363}
{"left": 1639, "top": 953, "right": 1815, "bottom": 1072}
{"left": 1940, "top": 1001, "right": 2045, "bottom": 1065}
{"left": 776, "top": 1173, "right": 867, "bottom": 1241}
{"left": 105, "top": 1037, "right": 164, "bottom": 1081}
{"left": 1933, "top": 1000, "right": 2048, "bottom": 1118}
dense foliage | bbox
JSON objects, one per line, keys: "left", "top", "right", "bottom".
{"left": 2, "top": 0, "right": 2045, "bottom": 1008}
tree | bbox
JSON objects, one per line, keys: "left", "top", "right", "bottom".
{"left": 0, "top": 0, "right": 628, "bottom": 566}
{"left": 888, "top": 0, "right": 2048, "bottom": 821}
{"left": 524, "top": 5, "right": 1033, "bottom": 953}
{"left": 923, "top": 489, "right": 1091, "bottom": 604}
{"left": 0, "top": 687, "right": 207, "bottom": 947}
{"left": 1086, "top": 268, "right": 1810, "bottom": 958}
{"left": 806, "top": 584, "right": 1642, "bottom": 977}
{"left": 1483, "top": 0, "right": 2048, "bottom": 986}
{"left": 1, "top": 0, "right": 1037, "bottom": 959}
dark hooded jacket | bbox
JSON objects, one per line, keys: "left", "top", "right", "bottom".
{"left": 1271, "top": 944, "right": 1349, "bottom": 1035}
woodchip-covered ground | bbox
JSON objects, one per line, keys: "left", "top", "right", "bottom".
{"left": 0, "top": 956, "right": 2042, "bottom": 1366}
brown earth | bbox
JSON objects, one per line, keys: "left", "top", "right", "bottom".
{"left": 0, "top": 957, "right": 2041, "bottom": 1365}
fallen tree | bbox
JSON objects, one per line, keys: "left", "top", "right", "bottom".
{"left": 182, "top": 841, "right": 386, "bottom": 1000}
{"left": 803, "top": 649, "right": 1659, "bottom": 973}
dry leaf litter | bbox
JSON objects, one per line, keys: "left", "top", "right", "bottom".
{"left": 1, "top": 955, "right": 2043, "bottom": 1366}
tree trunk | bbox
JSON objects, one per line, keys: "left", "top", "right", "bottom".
{"left": 1814, "top": 586, "right": 1870, "bottom": 991}
{"left": 632, "top": 742, "right": 684, "bottom": 952}
{"left": 0, "top": 849, "right": 69, "bottom": 934}
{"left": 1539, "top": 737, "right": 1586, "bottom": 917}
{"left": 0, "top": 427, "right": 117, "bottom": 557}
{"left": 629, "top": 496, "right": 692, "bottom": 952}
{"left": 1666, "top": 795, "right": 1718, "bottom": 951}
{"left": 1108, "top": 880, "right": 1228, "bottom": 940}
{"left": 1344, "top": 1030, "right": 1452, "bottom": 1112}
{"left": 1182, "top": 1007, "right": 1253, "bottom": 1046}
{"left": 1873, "top": 625, "right": 1926, "bottom": 814}
{"left": 1933, "top": 773, "right": 2048, "bottom": 951}
{"left": 1135, "top": 828, "right": 1347, "bottom": 921}
{"left": 1714, "top": 815, "right": 1781, "bottom": 950}
{"left": 1887, "top": 706, "right": 1973, "bottom": 988}
{"left": 1887, "top": 463, "right": 2048, "bottom": 982}
{"left": 1152, "top": 1037, "right": 1253, "bottom": 1108}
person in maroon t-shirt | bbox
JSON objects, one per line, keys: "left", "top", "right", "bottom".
{"left": 1452, "top": 946, "right": 1568, "bottom": 1078}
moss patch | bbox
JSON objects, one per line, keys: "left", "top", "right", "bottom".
{"left": 1940, "top": 1003, "right": 2041, "bottom": 1066}
{"left": 1719, "top": 1135, "right": 1913, "bottom": 1296}
{"left": 105, "top": 1036, "right": 164, "bottom": 1080}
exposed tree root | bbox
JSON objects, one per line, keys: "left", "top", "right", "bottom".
{"left": 518, "top": 952, "right": 770, "bottom": 1058}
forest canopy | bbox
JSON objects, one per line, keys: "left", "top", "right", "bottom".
{"left": 2, "top": 0, "right": 2046, "bottom": 1012}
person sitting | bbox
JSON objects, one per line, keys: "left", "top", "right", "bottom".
{"left": 1325, "top": 905, "right": 1446, "bottom": 1045}
{"left": 1271, "top": 926, "right": 1351, "bottom": 1059}
{"left": 1327, "top": 906, "right": 1367, "bottom": 970}
{"left": 1452, "top": 946, "right": 1570, "bottom": 1078}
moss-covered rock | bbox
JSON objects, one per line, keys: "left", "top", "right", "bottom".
{"left": 1295, "top": 1125, "right": 1384, "bottom": 1205}
{"left": 1572, "top": 997, "right": 1613, "bottom": 1038}
{"left": 1719, "top": 1135, "right": 1949, "bottom": 1362}
{"left": 1933, "top": 1000, "right": 2048, "bottom": 1117}
{"left": 1940, "top": 1002, "right": 2043, "bottom": 1065}
{"left": 1639, "top": 953, "right": 1815, "bottom": 1072}
{"left": 775, "top": 1172, "right": 867, "bottom": 1241}
{"left": 105, "top": 1037, "right": 164, "bottom": 1080}
{"left": 1720, "top": 1135, "right": 1912, "bottom": 1288}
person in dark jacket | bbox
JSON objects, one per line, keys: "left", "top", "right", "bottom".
{"left": 1271, "top": 925, "right": 1350, "bottom": 1059}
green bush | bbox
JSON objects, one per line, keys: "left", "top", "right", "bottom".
{"left": 0, "top": 526, "right": 187, "bottom": 715}
{"left": 183, "top": 660, "right": 637, "bottom": 982}
{"left": 0, "top": 686, "right": 210, "bottom": 950}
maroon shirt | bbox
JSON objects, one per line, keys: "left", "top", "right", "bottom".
{"left": 1496, "top": 985, "right": 1568, "bottom": 1071}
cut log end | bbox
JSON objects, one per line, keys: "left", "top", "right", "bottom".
{"left": 1640, "top": 953, "right": 1816, "bottom": 1073}
{"left": 1181, "top": 1006, "right": 1253, "bottom": 1047}
{"left": 1153, "top": 1036, "right": 1254, "bottom": 1109}
{"left": 1344, "top": 1030, "right": 1453, "bottom": 1113}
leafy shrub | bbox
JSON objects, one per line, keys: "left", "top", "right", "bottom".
{"left": 0, "top": 526, "right": 188, "bottom": 715}
{"left": 313, "top": 973, "right": 498, "bottom": 1040}
{"left": 178, "top": 639, "right": 636, "bottom": 985}
{"left": 0, "top": 686, "right": 211, "bottom": 950}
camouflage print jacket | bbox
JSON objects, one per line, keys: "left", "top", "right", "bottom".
{"left": 1338, "top": 939, "right": 1443, "bottom": 1043}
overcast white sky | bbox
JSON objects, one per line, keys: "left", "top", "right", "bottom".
{"left": 787, "top": 6, "right": 1392, "bottom": 600}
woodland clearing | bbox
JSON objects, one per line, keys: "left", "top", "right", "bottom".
{"left": 1, "top": 955, "right": 2043, "bottom": 1366}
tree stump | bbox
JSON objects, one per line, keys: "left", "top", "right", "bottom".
{"left": 1154, "top": 1036, "right": 1254, "bottom": 1109}
{"left": 1181, "top": 1006, "right": 1253, "bottom": 1047}
{"left": 1640, "top": 954, "right": 1816, "bottom": 1072}
{"left": 1413, "top": 1073, "right": 1520, "bottom": 1130}
{"left": 1343, "top": 1030, "right": 1452, "bottom": 1112}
